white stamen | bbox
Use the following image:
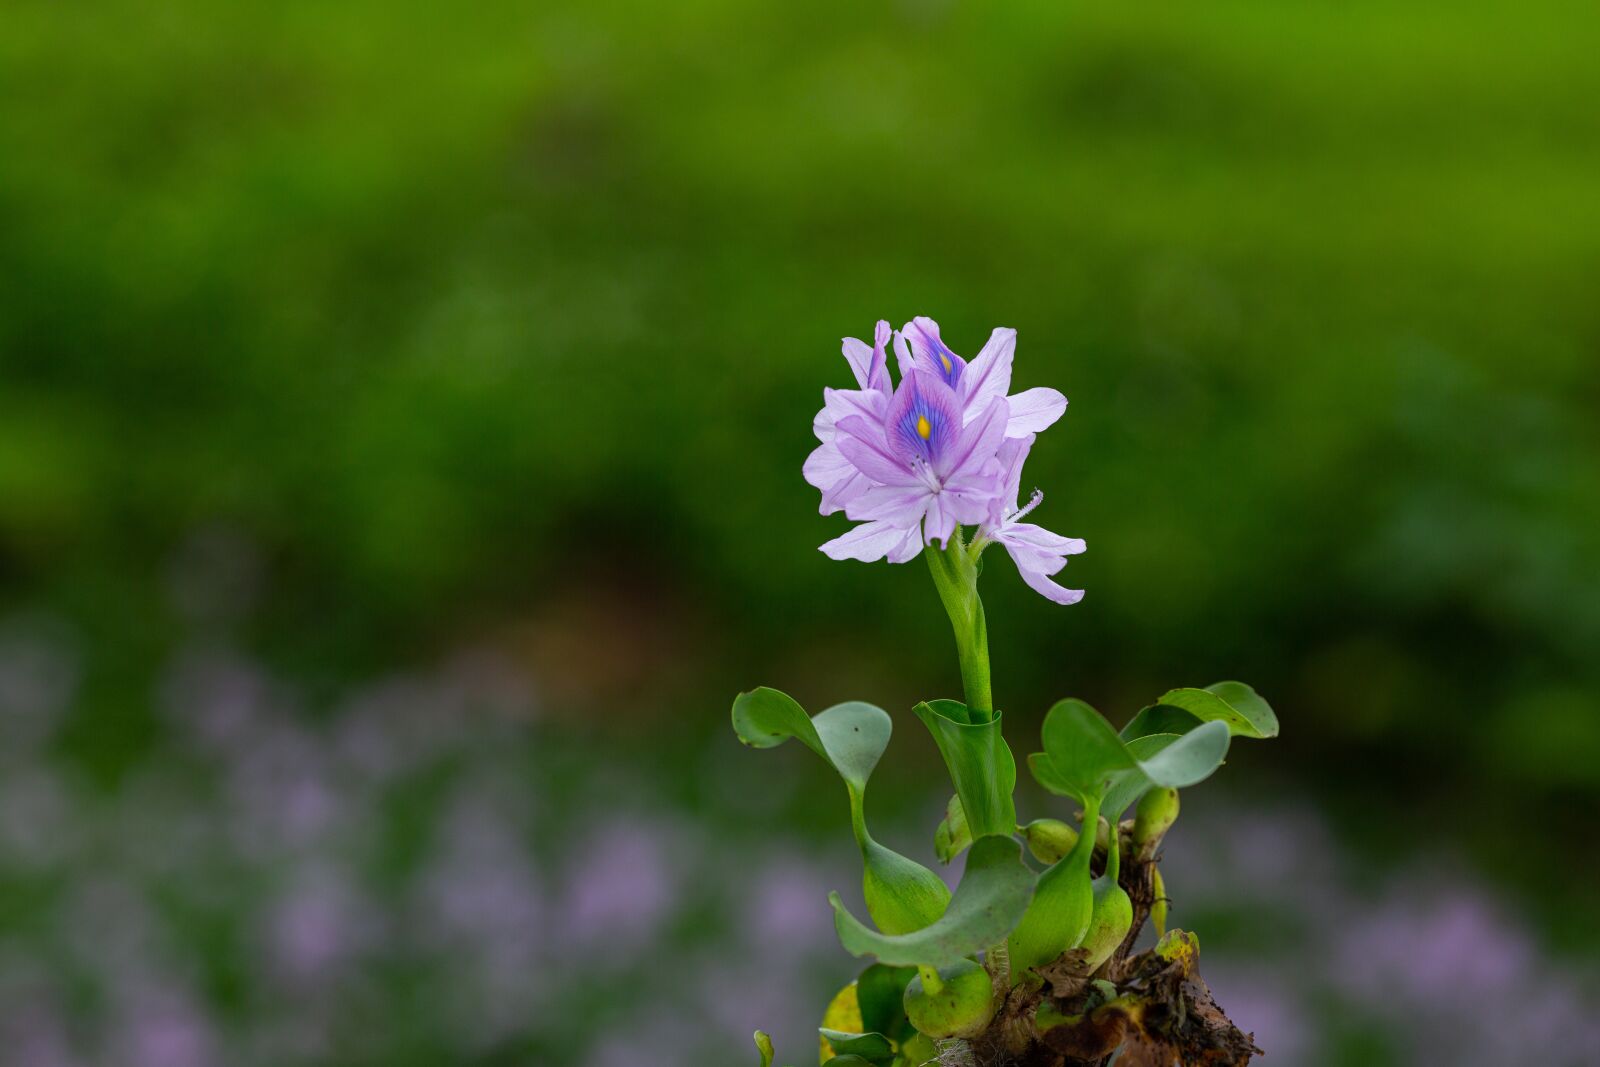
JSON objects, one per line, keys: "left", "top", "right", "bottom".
{"left": 1009, "top": 488, "right": 1044, "bottom": 523}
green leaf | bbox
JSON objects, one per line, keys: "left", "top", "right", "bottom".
{"left": 933, "top": 794, "right": 972, "bottom": 865}
{"left": 1119, "top": 703, "right": 1202, "bottom": 741}
{"left": 818, "top": 1030, "right": 895, "bottom": 1061}
{"left": 1137, "top": 719, "right": 1231, "bottom": 786}
{"left": 915, "top": 699, "right": 1018, "bottom": 840}
{"left": 1035, "top": 699, "right": 1137, "bottom": 804}
{"left": 1155, "top": 683, "right": 1278, "bottom": 740}
{"left": 831, "top": 836, "right": 1035, "bottom": 968}
{"left": 1102, "top": 722, "right": 1232, "bottom": 819}
{"left": 732, "top": 688, "right": 949, "bottom": 935}
{"left": 822, "top": 1058, "right": 875, "bottom": 1067}
{"left": 1203, "top": 680, "right": 1279, "bottom": 738}
{"left": 1101, "top": 733, "right": 1180, "bottom": 820}
{"left": 854, "top": 965, "right": 916, "bottom": 1043}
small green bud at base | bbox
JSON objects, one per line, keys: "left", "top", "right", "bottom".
{"left": 1022, "top": 818, "right": 1078, "bottom": 865}
{"left": 903, "top": 959, "right": 994, "bottom": 1039}
{"left": 1151, "top": 865, "right": 1169, "bottom": 935}
{"left": 1080, "top": 875, "right": 1133, "bottom": 970}
{"left": 1133, "top": 787, "right": 1180, "bottom": 857}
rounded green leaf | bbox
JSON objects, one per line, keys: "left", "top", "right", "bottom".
{"left": 733, "top": 687, "right": 826, "bottom": 756}
{"left": 732, "top": 688, "right": 946, "bottom": 934}
{"left": 830, "top": 836, "right": 1035, "bottom": 968}
{"left": 1204, "top": 680, "right": 1280, "bottom": 738}
{"left": 914, "top": 700, "right": 1018, "bottom": 840}
{"left": 1155, "top": 683, "right": 1279, "bottom": 740}
{"left": 1100, "top": 733, "right": 1180, "bottom": 819}
{"left": 1119, "top": 703, "right": 1202, "bottom": 741}
{"left": 1038, "top": 699, "right": 1137, "bottom": 803}
{"left": 1137, "top": 719, "right": 1231, "bottom": 787}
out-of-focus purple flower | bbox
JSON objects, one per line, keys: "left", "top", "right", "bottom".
{"left": 822, "top": 371, "right": 1008, "bottom": 559}
{"left": 804, "top": 321, "right": 895, "bottom": 516}
{"left": 896, "top": 316, "right": 1066, "bottom": 437}
{"left": 978, "top": 435, "right": 1086, "bottom": 604}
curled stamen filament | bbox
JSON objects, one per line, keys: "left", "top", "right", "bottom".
{"left": 1010, "top": 488, "right": 1044, "bottom": 523}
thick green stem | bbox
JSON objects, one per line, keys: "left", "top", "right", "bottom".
{"left": 926, "top": 532, "right": 993, "bottom": 719}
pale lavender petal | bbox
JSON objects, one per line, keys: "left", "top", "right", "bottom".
{"left": 893, "top": 329, "right": 916, "bottom": 380}
{"left": 847, "top": 483, "right": 931, "bottom": 525}
{"left": 868, "top": 320, "right": 893, "bottom": 395}
{"left": 1000, "top": 522, "right": 1086, "bottom": 557}
{"left": 1015, "top": 559, "right": 1086, "bottom": 604}
{"left": 1005, "top": 387, "right": 1067, "bottom": 436}
{"left": 902, "top": 316, "right": 966, "bottom": 391}
{"left": 992, "top": 434, "right": 1035, "bottom": 521}
{"left": 803, "top": 441, "right": 852, "bottom": 491}
{"left": 923, "top": 493, "right": 956, "bottom": 548}
{"left": 935, "top": 395, "right": 1008, "bottom": 481}
{"left": 821, "top": 520, "right": 921, "bottom": 563}
{"left": 841, "top": 337, "right": 874, "bottom": 390}
{"left": 961, "top": 328, "right": 1015, "bottom": 421}
{"left": 836, "top": 417, "right": 918, "bottom": 487}
{"left": 821, "top": 470, "right": 872, "bottom": 515}
{"left": 884, "top": 521, "right": 926, "bottom": 563}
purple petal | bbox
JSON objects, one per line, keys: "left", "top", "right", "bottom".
{"left": 837, "top": 416, "right": 917, "bottom": 486}
{"left": 935, "top": 395, "right": 1008, "bottom": 481}
{"left": 841, "top": 320, "right": 894, "bottom": 395}
{"left": 1001, "top": 522, "right": 1086, "bottom": 557}
{"left": 992, "top": 434, "right": 1036, "bottom": 520}
{"left": 1005, "top": 387, "right": 1067, "bottom": 436}
{"left": 842, "top": 337, "right": 874, "bottom": 390}
{"left": 893, "top": 329, "right": 916, "bottom": 380}
{"left": 902, "top": 316, "right": 967, "bottom": 391}
{"left": 1014, "top": 559, "right": 1086, "bottom": 604}
{"left": 961, "top": 328, "right": 1015, "bottom": 422}
{"left": 923, "top": 493, "right": 956, "bottom": 547}
{"left": 847, "top": 483, "right": 931, "bottom": 526}
{"left": 822, "top": 520, "right": 920, "bottom": 563}
{"left": 885, "top": 371, "right": 961, "bottom": 470}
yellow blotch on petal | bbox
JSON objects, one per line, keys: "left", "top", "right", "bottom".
{"left": 916, "top": 415, "right": 932, "bottom": 440}
{"left": 941, "top": 354, "right": 952, "bottom": 374}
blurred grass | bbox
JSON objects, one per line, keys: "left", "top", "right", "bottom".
{"left": 2, "top": 0, "right": 1599, "bottom": 938}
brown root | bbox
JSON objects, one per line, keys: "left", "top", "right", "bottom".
{"left": 963, "top": 842, "right": 1261, "bottom": 1067}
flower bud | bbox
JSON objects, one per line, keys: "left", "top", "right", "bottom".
{"left": 1150, "top": 866, "right": 1168, "bottom": 936}
{"left": 1133, "top": 787, "right": 1180, "bottom": 857}
{"left": 903, "top": 959, "right": 995, "bottom": 1039}
{"left": 1079, "top": 875, "right": 1133, "bottom": 971}
{"left": 1022, "top": 818, "right": 1078, "bottom": 865}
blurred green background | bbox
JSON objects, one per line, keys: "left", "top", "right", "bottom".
{"left": 3, "top": 2, "right": 1599, "bottom": 1065}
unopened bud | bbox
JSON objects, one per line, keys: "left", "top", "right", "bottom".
{"left": 1133, "top": 788, "right": 1179, "bottom": 857}
{"left": 1022, "top": 818, "right": 1078, "bottom": 865}
{"left": 904, "top": 959, "right": 995, "bottom": 1039}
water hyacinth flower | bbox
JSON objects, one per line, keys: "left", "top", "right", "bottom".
{"left": 822, "top": 370, "right": 1009, "bottom": 556}
{"left": 811, "top": 316, "right": 1085, "bottom": 604}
